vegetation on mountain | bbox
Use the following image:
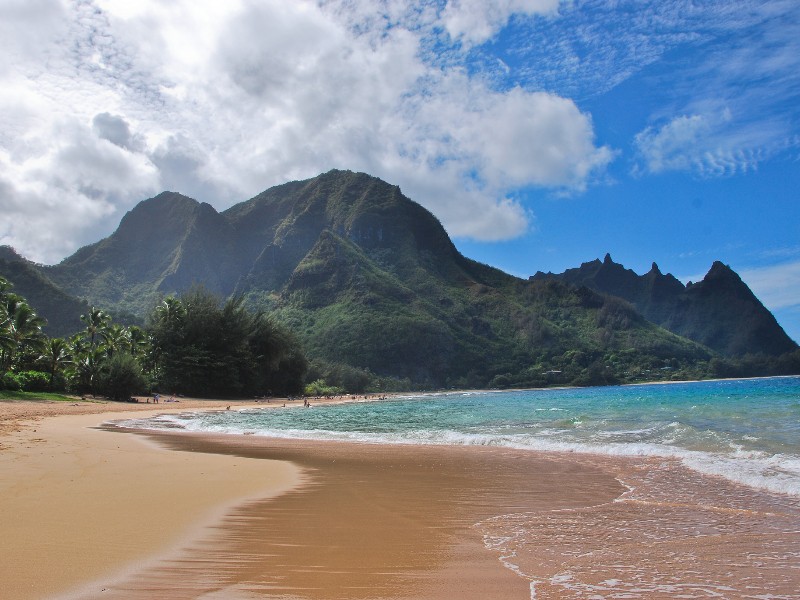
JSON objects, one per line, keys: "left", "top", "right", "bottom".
{"left": 2, "top": 170, "right": 798, "bottom": 393}
{"left": 0, "top": 246, "right": 89, "bottom": 337}
{"left": 532, "top": 254, "right": 798, "bottom": 357}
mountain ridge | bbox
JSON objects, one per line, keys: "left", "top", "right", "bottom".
{"left": 2, "top": 169, "right": 796, "bottom": 388}
{"left": 531, "top": 254, "right": 796, "bottom": 357}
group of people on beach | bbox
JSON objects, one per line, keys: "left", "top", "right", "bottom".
{"left": 147, "top": 393, "right": 177, "bottom": 404}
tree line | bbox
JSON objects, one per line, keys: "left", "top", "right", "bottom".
{"left": 0, "top": 278, "right": 307, "bottom": 400}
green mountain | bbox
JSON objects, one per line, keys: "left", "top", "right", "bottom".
{"left": 531, "top": 254, "right": 797, "bottom": 357}
{"left": 3, "top": 169, "right": 794, "bottom": 388}
{"left": 44, "top": 192, "right": 239, "bottom": 317}
{"left": 0, "top": 246, "right": 88, "bottom": 337}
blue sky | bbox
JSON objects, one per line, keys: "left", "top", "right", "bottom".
{"left": 1, "top": 0, "right": 798, "bottom": 342}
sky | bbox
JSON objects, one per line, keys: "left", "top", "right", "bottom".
{"left": 1, "top": 0, "right": 798, "bottom": 343}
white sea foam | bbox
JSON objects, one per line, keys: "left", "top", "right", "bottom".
{"left": 112, "top": 413, "right": 800, "bottom": 497}
{"left": 112, "top": 378, "right": 800, "bottom": 498}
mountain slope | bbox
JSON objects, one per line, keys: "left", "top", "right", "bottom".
{"left": 0, "top": 246, "right": 88, "bottom": 337}
{"left": 8, "top": 169, "right": 792, "bottom": 387}
{"left": 531, "top": 254, "right": 797, "bottom": 356}
{"left": 45, "top": 192, "right": 239, "bottom": 316}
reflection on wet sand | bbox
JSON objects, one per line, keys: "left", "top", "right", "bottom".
{"left": 94, "top": 431, "right": 800, "bottom": 600}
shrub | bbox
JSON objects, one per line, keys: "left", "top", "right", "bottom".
{"left": 98, "top": 353, "right": 147, "bottom": 401}
{"left": 16, "top": 370, "right": 51, "bottom": 392}
{"left": 304, "top": 379, "right": 345, "bottom": 397}
{"left": 1, "top": 372, "right": 21, "bottom": 391}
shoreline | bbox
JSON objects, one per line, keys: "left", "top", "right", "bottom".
{"left": 86, "top": 429, "right": 628, "bottom": 599}
{"left": 3, "top": 392, "right": 800, "bottom": 599}
{"left": 1, "top": 398, "right": 625, "bottom": 599}
{"left": 0, "top": 399, "right": 305, "bottom": 599}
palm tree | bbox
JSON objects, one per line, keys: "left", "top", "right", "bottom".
{"left": 155, "top": 296, "right": 185, "bottom": 325}
{"left": 100, "top": 324, "right": 129, "bottom": 358}
{"left": 1, "top": 295, "right": 46, "bottom": 371}
{"left": 0, "top": 312, "right": 14, "bottom": 370}
{"left": 40, "top": 338, "right": 73, "bottom": 388}
{"left": 72, "top": 345, "right": 106, "bottom": 396}
{"left": 127, "top": 325, "right": 150, "bottom": 360}
{"left": 81, "top": 307, "right": 110, "bottom": 349}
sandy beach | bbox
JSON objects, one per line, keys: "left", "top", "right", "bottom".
{"left": 2, "top": 396, "right": 799, "bottom": 599}
{"left": 0, "top": 397, "right": 623, "bottom": 599}
{"left": 0, "top": 398, "right": 304, "bottom": 599}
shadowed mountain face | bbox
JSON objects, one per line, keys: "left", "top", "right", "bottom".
{"left": 531, "top": 254, "right": 797, "bottom": 357}
{"left": 0, "top": 246, "right": 88, "bottom": 337}
{"left": 45, "top": 192, "right": 239, "bottom": 309}
{"left": 1, "top": 170, "right": 793, "bottom": 387}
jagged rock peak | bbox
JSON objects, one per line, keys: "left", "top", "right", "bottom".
{"left": 603, "top": 253, "right": 613, "bottom": 265}
{"left": 707, "top": 260, "right": 736, "bottom": 277}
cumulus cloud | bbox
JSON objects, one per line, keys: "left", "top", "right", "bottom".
{"left": 442, "top": 0, "right": 560, "bottom": 46}
{"left": 0, "top": 0, "right": 614, "bottom": 263}
{"left": 0, "top": 116, "right": 159, "bottom": 262}
{"left": 92, "top": 113, "right": 144, "bottom": 151}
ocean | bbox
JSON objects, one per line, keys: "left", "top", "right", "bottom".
{"left": 115, "top": 376, "right": 800, "bottom": 598}
{"left": 124, "top": 376, "right": 800, "bottom": 497}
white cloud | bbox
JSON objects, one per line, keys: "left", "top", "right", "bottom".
{"left": 740, "top": 261, "right": 800, "bottom": 312}
{"left": 442, "top": 0, "right": 560, "bottom": 46}
{"left": 0, "top": 114, "right": 160, "bottom": 263}
{"left": 633, "top": 108, "right": 794, "bottom": 177}
{"left": 628, "top": 1, "right": 800, "bottom": 177}
{"left": 0, "top": 0, "right": 614, "bottom": 263}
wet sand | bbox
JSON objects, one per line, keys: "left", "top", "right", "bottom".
{"left": 3, "top": 400, "right": 800, "bottom": 599}
{"left": 83, "top": 431, "right": 626, "bottom": 599}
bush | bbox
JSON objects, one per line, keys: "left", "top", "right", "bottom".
{"left": 1, "top": 372, "right": 21, "bottom": 391}
{"left": 98, "top": 353, "right": 147, "bottom": 401}
{"left": 304, "top": 379, "right": 345, "bottom": 397}
{"left": 1, "top": 371, "right": 51, "bottom": 392}
{"left": 16, "top": 370, "right": 51, "bottom": 392}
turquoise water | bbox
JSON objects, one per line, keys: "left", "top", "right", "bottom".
{"left": 124, "top": 376, "right": 800, "bottom": 496}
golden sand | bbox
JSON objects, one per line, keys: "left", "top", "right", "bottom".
{"left": 3, "top": 398, "right": 799, "bottom": 599}
{"left": 0, "top": 399, "right": 302, "bottom": 599}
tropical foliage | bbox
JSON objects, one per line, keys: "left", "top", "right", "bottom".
{"left": 0, "top": 277, "right": 308, "bottom": 399}
{"left": 148, "top": 287, "right": 307, "bottom": 397}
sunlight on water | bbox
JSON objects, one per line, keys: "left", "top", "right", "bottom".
{"left": 119, "top": 376, "right": 800, "bottom": 496}
{"left": 113, "top": 377, "right": 800, "bottom": 599}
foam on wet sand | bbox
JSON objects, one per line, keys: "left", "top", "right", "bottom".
{"left": 2, "top": 398, "right": 799, "bottom": 599}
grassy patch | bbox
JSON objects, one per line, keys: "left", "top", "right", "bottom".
{"left": 0, "top": 390, "right": 91, "bottom": 403}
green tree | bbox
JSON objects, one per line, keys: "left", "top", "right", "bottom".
{"left": 81, "top": 306, "right": 111, "bottom": 349}
{"left": 1, "top": 294, "right": 46, "bottom": 372}
{"left": 127, "top": 325, "right": 150, "bottom": 359}
{"left": 100, "top": 323, "right": 129, "bottom": 357}
{"left": 148, "top": 288, "right": 307, "bottom": 397}
{"left": 70, "top": 340, "right": 106, "bottom": 396}
{"left": 39, "top": 337, "right": 73, "bottom": 389}
{"left": 98, "top": 352, "right": 146, "bottom": 401}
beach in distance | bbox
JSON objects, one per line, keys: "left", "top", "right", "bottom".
{"left": 2, "top": 377, "right": 799, "bottom": 599}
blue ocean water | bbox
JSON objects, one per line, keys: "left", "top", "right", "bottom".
{"left": 123, "top": 376, "right": 800, "bottom": 496}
